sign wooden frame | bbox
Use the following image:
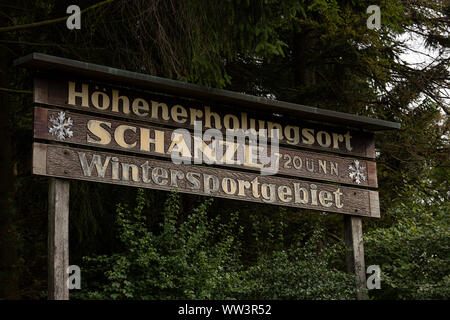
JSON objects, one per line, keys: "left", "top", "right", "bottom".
{"left": 14, "top": 53, "right": 400, "bottom": 301}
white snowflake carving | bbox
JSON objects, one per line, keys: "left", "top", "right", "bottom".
{"left": 48, "top": 111, "right": 73, "bottom": 140}
{"left": 348, "top": 160, "right": 366, "bottom": 184}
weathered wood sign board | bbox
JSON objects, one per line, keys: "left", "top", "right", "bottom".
{"left": 33, "top": 143, "right": 380, "bottom": 217}
{"left": 34, "top": 76, "right": 376, "bottom": 158}
{"left": 15, "top": 52, "right": 400, "bottom": 300}
{"left": 30, "top": 75, "right": 382, "bottom": 217}
{"left": 34, "top": 106, "right": 378, "bottom": 188}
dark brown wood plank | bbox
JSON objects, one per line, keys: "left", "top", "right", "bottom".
{"left": 34, "top": 76, "right": 376, "bottom": 159}
{"left": 17, "top": 53, "right": 401, "bottom": 131}
{"left": 34, "top": 106, "right": 378, "bottom": 188}
{"left": 32, "top": 143, "right": 381, "bottom": 218}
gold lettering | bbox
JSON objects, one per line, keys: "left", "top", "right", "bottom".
{"left": 251, "top": 177, "right": 260, "bottom": 198}
{"left": 319, "top": 160, "right": 327, "bottom": 174}
{"left": 261, "top": 183, "right": 276, "bottom": 203}
{"left": 87, "top": 120, "right": 112, "bottom": 145}
{"left": 189, "top": 108, "right": 204, "bottom": 126}
{"left": 141, "top": 161, "right": 151, "bottom": 183}
{"left": 344, "top": 131, "right": 353, "bottom": 151}
{"left": 167, "top": 133, "right": 192, "bottom": 159}
{"left": 241, "top": 112, "right": 248, "bottom": 132}
{"left": 169, "top": 169, "right": 185, "bottom": 187}
{"left": 111, "top": 89, "right": 130, "bottom": 114}
{"left": 310, "top": 184, "right": 318, "bottom": 205}
{"left": 257, "top": 120, "right": 266, "bottom": 137}
{"left": 151, "top": 101, "right": 170, "bottom": 121}
{"left": 91, "top": 91, "right": 110, "bottom": 110}
{"left": 278, "top": 185, "right": 292, "bottom": 202}
{"left": 244, "top": 144, "right": 263, "bottom": 168}
{"left": 203, "top": 174, "right": 219, "bottom": 194}
{"left": 200, "top": 140, "right": 218, "bottom": 163}
{"left": 186, "top": 172, "right": 201, "bottom": 190}
{"left": 267, "top": 122, "right": 283, "bottom": 140}
{"left": 68, "top": 81, "right": 89, "bottom": 107}
{"left": 284, "top": 125, "right": 300, "bottom": 145}
{"left": 222, "top": 177, "right": 237, "bottom": 195}
{"left": 115, "top": 125, "right": 137, "bottom": 149}
{"left": 132, "top": 98, "right": 149, "bottom": 117}
{"left": 302, "top": 128, "right": 315, "bottom": 145}
{"left": 331, "top": 162, "right": 338, "bottom": 176}
{"left": 306, "top": 159, "right": 314, "bottom": 172}
{"left": 78, "top": 152, "right": 110, "bottom": 178}
{"left": 319, "top": 190, "right": 333, "bottom": 207}
{"left": 294, "top": 183, "right": 309, "bottom": 204}
{"left": 151, "top": 167, "right": 168, "bottom": 185}
{"left": 332, "top": 133, "right": 344, "bottom": 149}
{"left": 111, "top": 157, "right": 120, "bottom": 180}
{"left": 247, "top": 118, "right": 258, "bottom": 136}
{"left": 237, "top": 179, "right": 251, "bottom": 196}
{"left": 219, "top": 140, "right": 237, "bottom": 164}
{"left": 121, "top": 163, "right": 140, "bottom": 182}
{"left": 334, "top": 188, "right": 344, "bottom": 208}
{"left": 204, "top": 106, "right": 222, "bottom": 129}
{"left": 171, "top": 105, "right": 188, "bottom": 123}
{"left": 224, "top": 114, "right": 239, "bottom": 130}
{"left": 317, "top": 131, "right": 331, "bottom": 148}
{"left": 140, "top": 128, "right": 165, "bottom": 154}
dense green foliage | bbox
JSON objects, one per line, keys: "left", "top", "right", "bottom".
{"left": 75, "top": 189, "right": 356, "bottom": 300}
{"left": 0, "top": 0, "right": 448, "bottom": 300}
{"left": 241, "top": 235, "right": 357, "bottom": 299}
{"left": 365, "top": 187, "right": 450, "bottom": 299}
{"left": 79, "top": 191, "right": 243, "bottom": 300}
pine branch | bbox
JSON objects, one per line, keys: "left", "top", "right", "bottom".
{"left": 0, "top": 87, "right": 32, "bottom": 94}
{"left": 0, "top": 0, "right": 115, "bottom": 33}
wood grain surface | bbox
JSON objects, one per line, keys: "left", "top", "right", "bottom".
{"left": 33, "top": 143, "right": 380, "bottom": 217}
{"left": 34, "top": 106, "right": 378, "bottom": 188}
{"left": 34, "top": 76, "right": 376, "bottom": 158}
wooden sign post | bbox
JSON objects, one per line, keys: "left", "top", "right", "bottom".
{"left": 345, "top": 216, "right": 367, "bottom": 299}
{"left": 15, "top": 53, "right": 400, "bottom": 300}
{"left": 47, "top": 178, "right": 70, "bottom": 300}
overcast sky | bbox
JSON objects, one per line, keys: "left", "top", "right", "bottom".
{"left": 398, "top": 32, "right": 449, "bottom": 110}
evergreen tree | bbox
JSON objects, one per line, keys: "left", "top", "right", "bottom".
{"left": 0, "top": 0, "right": 448, "bottom": 299}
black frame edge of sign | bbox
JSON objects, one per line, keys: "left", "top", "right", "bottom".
{"left": 14, "top": 52, "right": 401, "bottom": 131}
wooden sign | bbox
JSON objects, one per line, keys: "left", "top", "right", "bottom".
{"left": 15, "top": 53, "right": 400, "bottom": 301}
{"left": 33, "top": 143, "right": 380, "bottom": 217}
{"left": 34, "top": 76, "right": 376, "bottom": 158}
{"left": 34, "top": 107, "right": 378, "bottom": 188}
